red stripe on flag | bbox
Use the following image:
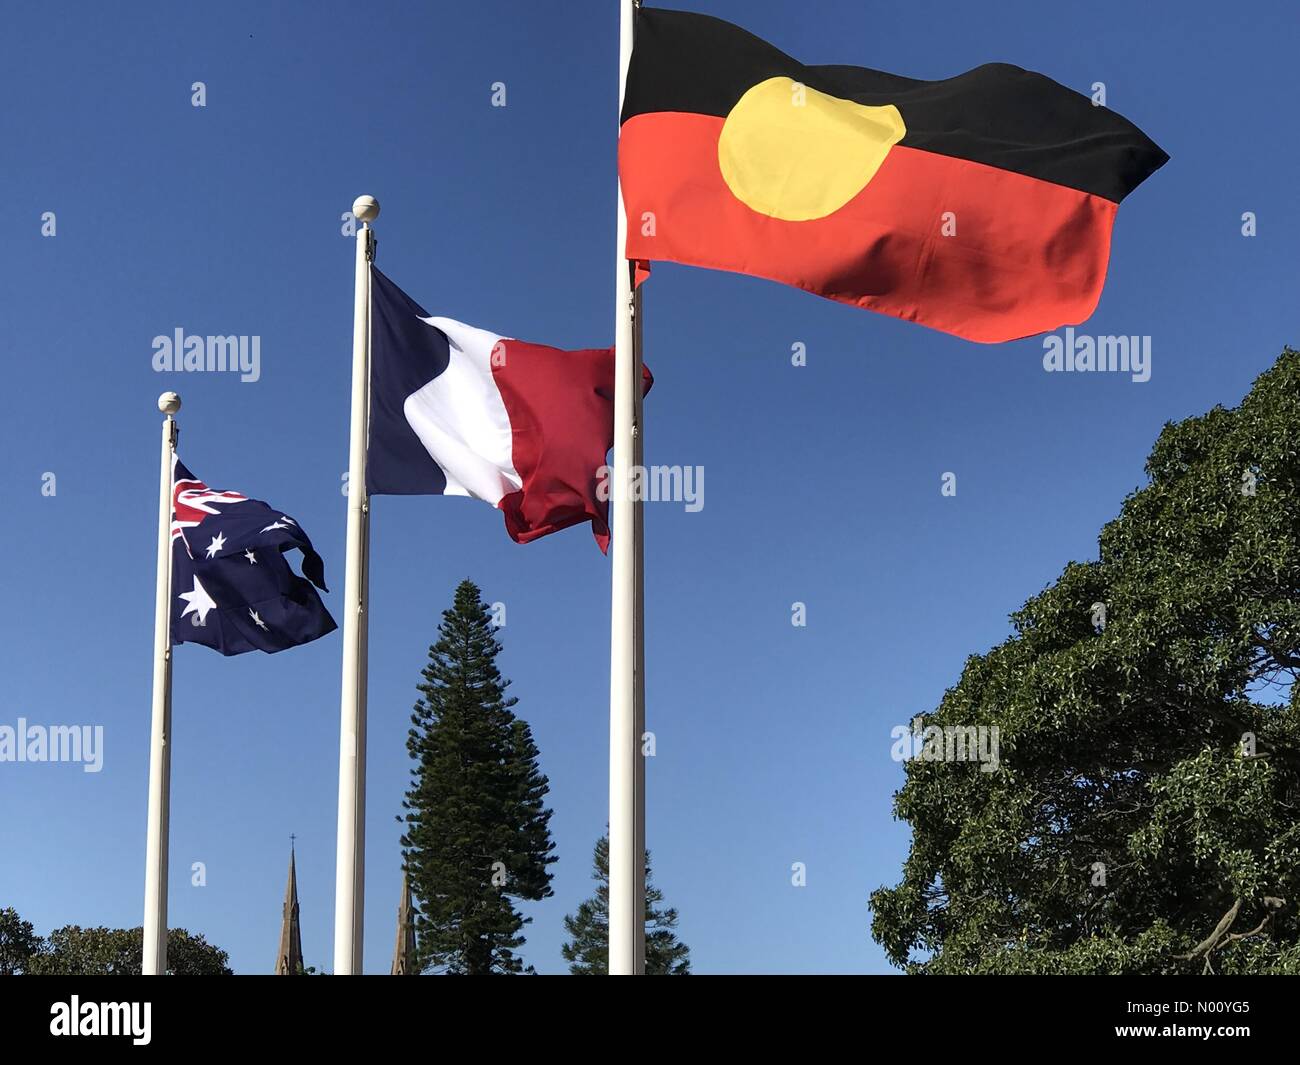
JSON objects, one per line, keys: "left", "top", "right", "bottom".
{"left": 620, "top": 111, "right": 1118, "bottom": 343}
{"left": 491, "top": 339, "right": 652, "bottom": 552}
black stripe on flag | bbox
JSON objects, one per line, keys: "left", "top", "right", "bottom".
{"left": 621, "top": 7, "right": 1167, "bottom": 203}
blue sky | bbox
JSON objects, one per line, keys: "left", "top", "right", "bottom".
{"left": 0, "top": 0, "right": 1295, "bottom": 975}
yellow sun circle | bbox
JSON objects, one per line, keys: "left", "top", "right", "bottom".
{"left": 717, "top": 77, "right": 906, "bottom": 222}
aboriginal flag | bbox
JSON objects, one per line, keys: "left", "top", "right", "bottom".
{"left": 619, "top": 8, "right": 1168, "bottom": 343}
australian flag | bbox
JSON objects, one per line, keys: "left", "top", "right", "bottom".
{"left": 170, "top": 457, "right": 336, "bottom": 655}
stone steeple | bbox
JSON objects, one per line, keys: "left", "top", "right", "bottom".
{"left": 390, "top": 871, "right": 416, "bottom": 975}
{"left": 274, "top": 841, "right": 305, "bottom": 975}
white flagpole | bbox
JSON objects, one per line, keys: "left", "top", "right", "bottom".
{"left": 334, "top": 194, "right": 378, "bottom": 975}
{"left": 143, "top": 390, "right": 181, "bottom": 975}
{"left": 609, "top": 0, "right": 647, "bottom": 976}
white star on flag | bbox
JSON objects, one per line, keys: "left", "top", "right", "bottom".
{"left": 204, "top": 531, "right": 227, "bottom": 559}
{"left": 245, "top": 549, "right": 257, "bottom": 564}
{"left": 178, "top": 576, "right": 217, "bottom": 626}
{"left": 249, "top": 609, "right": 269, "bottom": 631}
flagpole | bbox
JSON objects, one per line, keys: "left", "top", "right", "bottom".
{"left": 334, "top": 194, "right": 378, "bottom": 975}
{"left": 609, "top": 0, "right": 647, "bottom": 976}
{"left": 143, "top": 391, "right": 180, "bottom": 976}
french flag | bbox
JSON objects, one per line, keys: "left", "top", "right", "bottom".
{"left": 367, "top": 267, "right": 651, "bottom": 551}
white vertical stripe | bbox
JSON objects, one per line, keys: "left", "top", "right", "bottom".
{"left": 403, "top": 316, "right": 522, "bottom": 505}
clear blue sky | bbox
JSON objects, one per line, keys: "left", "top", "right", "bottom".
{"left": 0, "top": 0, "right": 1295, "bottom": 975}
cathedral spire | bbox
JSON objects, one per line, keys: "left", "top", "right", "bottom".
{"left": 274, "top": 838, "right": 305, "bottom": 975}
{"left": 390, "top": 870, "right": 416, "bottom": 975}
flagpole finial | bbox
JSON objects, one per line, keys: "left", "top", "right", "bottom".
{"left": 158, "top": 392, "right": 181, "bottom": 416}
{"left": 352, "top": 195, "right": 380, "bottom": 225}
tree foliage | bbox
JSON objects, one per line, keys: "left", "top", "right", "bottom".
{"left": 0, "top": 907, "right": 41, "bottom": 975}
{"left": 402, "top": 579, "right": 557, "bottom": 974}
{"left": 19, "top": 923, "right": 231, "bottom": 975}
{"left": 871, "top": 350, "right": 1300, "bottom": 974}
{"left": 562, "top": 835, "right": 691, "bottom": 975}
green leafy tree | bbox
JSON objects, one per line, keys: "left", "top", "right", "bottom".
{"left": 562, "top": 835, "right": 691, "bottom": 975}
{"left": 0, "top": 907, "right": 42, "bottom": 975}
{"left": 24, "top": 926, "right": 232, "bottom": 975}
{"left": 402, "top": 579, "right": 557, "bottom": 974}
{"left": 871, "top": 350, "right": 1300, "bottom": 974}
